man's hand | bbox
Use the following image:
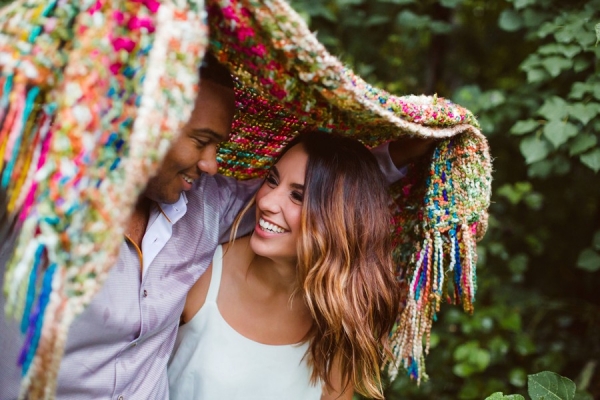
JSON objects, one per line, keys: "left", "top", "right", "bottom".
{"left": 388, "top": 136, "right": 439, "bottom": 169}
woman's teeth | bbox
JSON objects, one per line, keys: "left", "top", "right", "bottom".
{"left": 182, "top": 175, "right": 193, "bottom": 184}
{"left": 259, "top": 218, "right": 285, "bottom": 233}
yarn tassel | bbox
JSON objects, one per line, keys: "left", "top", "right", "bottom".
{"left": 16, "top": 114, "right": 52, "bottom": 219}
{"left": 20, "top": 244, "right": 46, "bottom": 333}
{"left": 20, "top": 262, "right": 56, "bottom": 375}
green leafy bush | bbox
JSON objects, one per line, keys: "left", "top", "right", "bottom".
{"left": 288, "top": 0, "right": 600, "bottom": 398}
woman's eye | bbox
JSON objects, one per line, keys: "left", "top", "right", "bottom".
{"left": 265, "top": 174, "right": 278, "bottom": 186}
{"left": 195, "top": 139, "right": 209, "bottom": 148}
{"left": 291, "top": 191, "right": 304, "bottom": 203}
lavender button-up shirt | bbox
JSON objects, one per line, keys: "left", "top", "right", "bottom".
{"left": 0, "top": 143, "right": 405, "bottom": 400}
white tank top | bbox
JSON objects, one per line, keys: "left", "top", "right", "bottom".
{"left": 167, "top": 245, "right": 322, "bottom": 400}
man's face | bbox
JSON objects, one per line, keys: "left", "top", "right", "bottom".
{"left": 144, "top": 80, "right": 235, "bottom": 204}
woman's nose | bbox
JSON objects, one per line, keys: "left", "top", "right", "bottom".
{"left": 257, "top": 187, "right": 282, "bottom": 213}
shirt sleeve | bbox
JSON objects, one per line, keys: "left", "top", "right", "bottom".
{"left": 214, "top": 174, "right": 261, "bottom": 243}
{"left": 371, "top": 141, "right": 409, "bottom": 185}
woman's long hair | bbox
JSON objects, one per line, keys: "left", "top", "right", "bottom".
{"left": 292, "top": 132, "right": 399, "bottom": 398}
{"left": 231, "top": 131, "right": 400, "bottom": 398}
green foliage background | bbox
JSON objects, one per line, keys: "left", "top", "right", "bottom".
{"left": 287, "top": 0, "right": 600, "bottom": 398}
{"left": 0, "top": 0, "right": 598, "bottom": 398}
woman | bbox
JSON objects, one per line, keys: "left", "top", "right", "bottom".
{"left": 168, "top": 131, "right": 400, "bottom": 399}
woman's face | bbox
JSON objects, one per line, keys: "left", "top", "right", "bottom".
{"left": 250, "top": 144, "right": 308, "bottom": 264}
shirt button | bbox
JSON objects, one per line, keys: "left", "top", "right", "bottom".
{"left": 143, "top": 289, "right": 148, "bottom": 297}
{"left": 131, "top": 342, "right": 137, "bottom": 347}
{"left": 118, "top": 396, "right": 124, "bottom": 400}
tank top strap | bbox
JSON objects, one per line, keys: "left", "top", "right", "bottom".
{"left": 205, "top": 245, "right": 223, "bottom": 303}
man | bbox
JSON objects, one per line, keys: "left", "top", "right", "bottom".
{"left": 0, "top": 54, "right": 428, "bottom": 399}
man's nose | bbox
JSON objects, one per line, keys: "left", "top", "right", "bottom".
{"left": 197, "top": 145, "right": 218, "bottom": 176}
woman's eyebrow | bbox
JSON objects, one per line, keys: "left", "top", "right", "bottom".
{"left": 271, "top": 166, "right": 304, "bottom": 189}
{"left": 271, "top": 166, "right": 280, "bottom": 178}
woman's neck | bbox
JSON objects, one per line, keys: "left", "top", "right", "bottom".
{"left": 246, "top": 254, "right": 299, "bottom": 295}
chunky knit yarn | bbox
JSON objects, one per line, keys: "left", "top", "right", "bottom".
{"left": 0, "top": 0, "right": 491, "bottom": 397}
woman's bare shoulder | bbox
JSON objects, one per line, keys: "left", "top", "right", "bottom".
{"left": 222, "top": 235, "right": 254, "bottom": 273}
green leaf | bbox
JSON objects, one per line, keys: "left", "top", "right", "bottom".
{"left": 576, "top": 360, "right": 596, "bottom": 392}
{"left": 336, "top": 0, "right": 364, "bottom": 4}
{"left": 454, "top": 340, "right": 479, "bottom": 361}
{"left": 365, "top": 14, "right": 390, "bottom": 26}
{"left": 379, "top": 0, "right": 414, "bottom": 3}
{"left": 596, "top": 22, "right": 600, "bottom": 46}
{"left": 577, "top": 248, "right": 600, "bottom": 272}
{"left": 527, "top": 68, "right": 549, "bottom": 84}
{"left": 541, "top": 56, "right": 572, "bottom": 77}
{"left": 573, "top": 393, "right": 594, "bottom": 400}
{"left": 497, "top": 182, "right": 532, "bottom": 204}
{"left": 439, "top": 0, "right": 463, "bottom": 8}
{"left": 525, "top": 192, "right": 544, "bottom": 210}
{"left": 593, "top": 230, "right": 600, "bottom": 251}
{"left": 500, "top": 312, "right": 521, "bottom": 332}
{"left": 452, "top": 85, "right": 483, "bottom": 113}
{"left": 576, "top": 32, "right": 596, "bottom": 48}
{"left": 514, "top": 0, "right": 535, "bottom": 9}
{"left": 488, "top": 335, "right": 509, "bottom": 357}
{"left": 485, "top": 392, "right": 526, "bottom": 400}
{"left": 499, "top": 9, "right": 523, "bottom": 32}
{"left": 538, "top": 21, "right": 557, "bottom": 38}
{"left": 538, "top": 44, "right": 560, "bottom": 55}
{"left": 509, "top": 254, "right": 529, "bottom": 274}
{"left": 569, "top": 82, "right": 590, "bottom": 100}
{"left": 511, "top": 119, "right": 540, "bottom": 135}
{"left": 510, "top": 367, "right": 528, "bottom": 387}
{"left": 570, "top": 102, "right": 600, "bottom": 125}
{"left": 453, "top": 362, "right": 476, "bottom": 378}
{"left": 522, "top": 8, "right": 546, "bottom": 28}
{"left": 538, "top": 97, "right": 569, "bottom": 120}
{"left": 520, "top": 136, "right": 552, "bottom": 164}
{"left": 307, "top": 4, "right": 337, "bottom": 21}
{"left": 543, "top": 120, "right": 578, "bottom": 148}
{"left": 568, "top": 133, "right": 597, "bottom": 156}
{"left": 396, "top": 10, "right": 430, "bottom": 28}
{"left": 559, "top": 44, "right": 582, "bottom": 58}
{"left": 555, "top": 27, "right": 575, "bottom": 43}
{"left": 593, "top": 83, "right": 600, "bottom": 100}
{"left": 471, "top": 348, "right": 491, "bottom": 370}
{"left": 580, "top": 148, "right": 600, "bottom": 172}
{"left": 553, "top": 155, "right": 571, "bottom": 175}
{"left": 528, "top": 371, "right": 576, "bottom": 400}
{"left": 515, "top": 334, "right": 536, "bottom": 356}
{"left": 430, "top": 20, "right": 453, "bottom": 34}
{"left": 520, "top": 53, "right": 541, "bottom": 71}
{"left": 573, "top": 58, "right": 591, "bottom": 73}
{"left": 527, "top": 159, "right": 553, "bottom": 178}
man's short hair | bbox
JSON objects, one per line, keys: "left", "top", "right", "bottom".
{"left": 199, "top": 52, "right": 234, "bottom": 90}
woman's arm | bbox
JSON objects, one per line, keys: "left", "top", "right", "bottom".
{"left": 181, "top": 264, "right": 212, "bottom": 324}
{"left": 320, "top": 357, "right": 354, "bottom": 400}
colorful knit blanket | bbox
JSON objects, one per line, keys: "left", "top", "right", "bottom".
{"left": 0, "top": 0, "right": 491, "bottom": 398}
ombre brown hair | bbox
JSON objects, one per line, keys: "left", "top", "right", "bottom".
{"left": 232, "top": 130, "right": 400, "bottom": 398}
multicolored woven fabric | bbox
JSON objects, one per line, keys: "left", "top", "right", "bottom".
{"left": 0, "top": 0, "right": 491, "bottom": 397}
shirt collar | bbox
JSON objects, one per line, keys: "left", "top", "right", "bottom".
{"left": 157, "top": 191, "right": 188, "bottom": 225}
